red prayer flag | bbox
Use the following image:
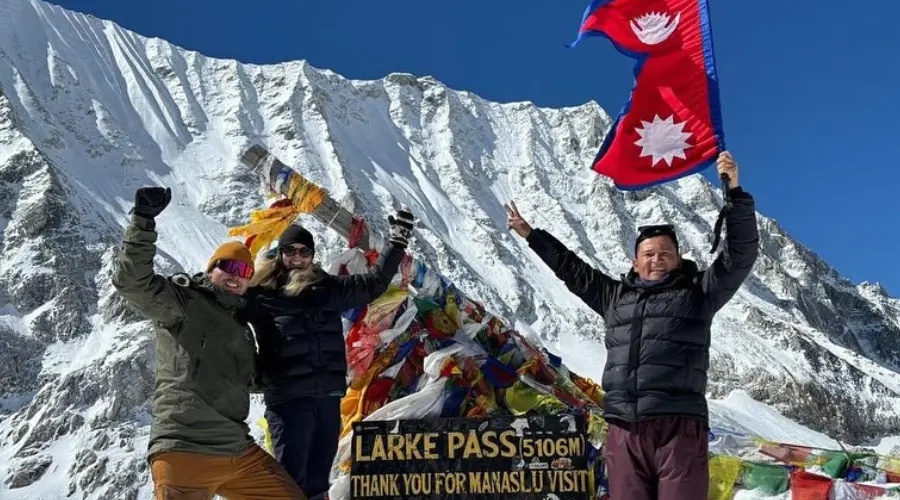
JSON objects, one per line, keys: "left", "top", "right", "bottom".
{"left": 789, "top": 470, "right": 833, "bottom": 500}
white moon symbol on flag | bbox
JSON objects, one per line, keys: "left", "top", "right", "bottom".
{"left": 630, "top": 11, "right": 681, "bottom": 45}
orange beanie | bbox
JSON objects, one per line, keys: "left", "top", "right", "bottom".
{"left": 207, "top": 241, "right": 254, "bottom": 272}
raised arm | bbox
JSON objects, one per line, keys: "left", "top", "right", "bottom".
{"left": 505, "top": 201, "right": 619, "bottom": 317}
{"left": 111, "top": 187, "right": 186, "bottom": 328}
{"left": 701, "top": 153, "right": 760, "bottom": 311}
{"left": 326, "top": 242, "right": 406, "bottom": 311}
{"left": 326, "top": 208, "right": 414, "bottom": 311}
{"left": 526, "top": 228, "right": 620, "bottom": 317}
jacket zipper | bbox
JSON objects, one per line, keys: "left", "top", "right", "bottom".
{"left": 316, "top": 332, "right": 322, "bottom": 397}
{"left": 624, "top": 274, "right": 690, "bottom": 421}
{"left": 628, "top": 287, "right": 669, "bottom": 421}
{"left": 628, "top": 295, "right": 648, "bottom": 422}
{"left": 192, "top": 334, "right": 207, "bottom": 380}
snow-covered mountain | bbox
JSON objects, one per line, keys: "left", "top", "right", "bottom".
{"left": 0, "top": 0, "right": 897, "bottom": 497}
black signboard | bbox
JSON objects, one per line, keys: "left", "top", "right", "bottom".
{"left": 350, "top": 413, "right": 592, "bottom": 499}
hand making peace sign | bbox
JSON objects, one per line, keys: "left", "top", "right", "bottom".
{"left": 504, "top": 201, "right": 533, "bottom": 238}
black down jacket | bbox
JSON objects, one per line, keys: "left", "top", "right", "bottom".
{"left": 526, "top": 187, "right": 759, "bottom": 423}
{"left": 245, "top": 243, "right": 405, "bottom": 404}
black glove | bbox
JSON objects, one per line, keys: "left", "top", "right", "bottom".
{"left": 131, "top": 187, "right": 171, "bottom": 219}
{"left": 387, "top": 209, "right": 414, "bottom": 247}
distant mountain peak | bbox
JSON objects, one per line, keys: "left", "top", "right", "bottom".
{"left": 0, "top": 1, "right": 897, "bottom": 498}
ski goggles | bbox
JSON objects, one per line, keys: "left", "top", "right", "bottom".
{"left": 215, "top": 259, "right": 254, "bottom": 279}
{"left": 280, "top": 245, "right": 313, "bottom": 258}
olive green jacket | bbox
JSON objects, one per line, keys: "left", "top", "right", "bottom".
{"left": 111, "top": 214, "right": 257, "bottom": 458}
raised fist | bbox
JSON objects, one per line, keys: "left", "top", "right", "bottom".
{"left": 388, "top": 209, "right": 415, "bottom": 247}
{"left": 716, "top": 151, "right": 739, "bottom": 189}
{"left": 132, "top": 187, "right": 171, "bottom": 219}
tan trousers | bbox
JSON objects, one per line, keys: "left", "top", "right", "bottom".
{"left": 150, "top": 443, "right": 307, "bottom": 500}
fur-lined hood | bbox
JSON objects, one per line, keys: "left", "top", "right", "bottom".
{"left": 250, "top": 253, "right": 328, "bottom": 297}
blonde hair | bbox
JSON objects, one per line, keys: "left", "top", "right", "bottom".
{"left": 251, "top": 251, "right": 324, "bottom": 296}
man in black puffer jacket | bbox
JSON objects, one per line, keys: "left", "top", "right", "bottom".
{"left": 506, "top": 152, "right": 759, "bottom": 500}
{"left": 244, "top": 209, "right": 414, "bottom": 499}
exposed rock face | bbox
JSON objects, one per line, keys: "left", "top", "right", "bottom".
{"left": 0, "top": 0, "right": 898, "bottom": 498}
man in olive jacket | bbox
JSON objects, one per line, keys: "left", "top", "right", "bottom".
{"left": 506, "top": 152, "right": 759, "bottom": 500}
{"left": 112, "top": 187, "right": 306, "bottom": 500}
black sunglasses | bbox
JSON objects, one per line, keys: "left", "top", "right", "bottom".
{"left": 280, "top": 246, "right": 313, "bottom": 258}
{"left": 637, "top": 224, "right": 676, "bottom": 237}
{"left": 635, "top": 224, "right": 679, "bottom": 251}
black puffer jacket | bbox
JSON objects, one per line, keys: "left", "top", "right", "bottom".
{"left": 526, "top": 187, "right": 759, "bottom": 423}
{"left": 245, "top": 243, "right": 405, "bottom": 404}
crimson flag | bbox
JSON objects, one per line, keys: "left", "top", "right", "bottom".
{"left": 571, "top": 0, "right": 725, "bottom": 189}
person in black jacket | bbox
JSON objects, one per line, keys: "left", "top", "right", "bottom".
{"left": 506, "top": 152, "right": 759, "bottom": 500}
{"left": 244, "top": 209, "right": 414, "bottom": 499}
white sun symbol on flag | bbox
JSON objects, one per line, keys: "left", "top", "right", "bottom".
{"left": 633, "top": 114, "right": 693, "bottom": 167}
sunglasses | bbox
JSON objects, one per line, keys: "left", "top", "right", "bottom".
{"left": 280, "top": 246, "right": 313, "bottom": 258}
{"left": 637, "top": 224, "right": 676, "bottom": 238}
{"left": 216, "top": 259, "right": 254, "bottom": 279}
{"left": 635, "top": 224, "right": 679, "bottom": 251}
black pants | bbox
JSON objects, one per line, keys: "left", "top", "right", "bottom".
{"left": 265, "top": 396, "right": 342, "bottom": 499}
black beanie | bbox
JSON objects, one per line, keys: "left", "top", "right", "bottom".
{"left": 278, "top": 224, "right": 315, "bottom": 251}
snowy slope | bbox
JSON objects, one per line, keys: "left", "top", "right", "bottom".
{"left": 0, "top": 0, "right": 898, "bottom": 497}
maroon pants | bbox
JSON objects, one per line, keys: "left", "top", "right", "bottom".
{"left": 604, "top": 416, "right": 709, "bottom": 500}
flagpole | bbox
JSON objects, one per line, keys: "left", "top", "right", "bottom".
{"left": 720, "top": 172, "right": 731, "bottom": 205}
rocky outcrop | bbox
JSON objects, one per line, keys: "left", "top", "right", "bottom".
{"left": 0, "top": 1, "right": 897, "bottom": 498}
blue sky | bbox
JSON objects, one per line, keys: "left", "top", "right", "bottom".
{"left": 50, "top": 0, "right": 900, "bottom": 294}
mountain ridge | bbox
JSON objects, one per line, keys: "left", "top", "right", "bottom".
{"left": 0, "top": 0, "right": 897, "bottom": 497}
